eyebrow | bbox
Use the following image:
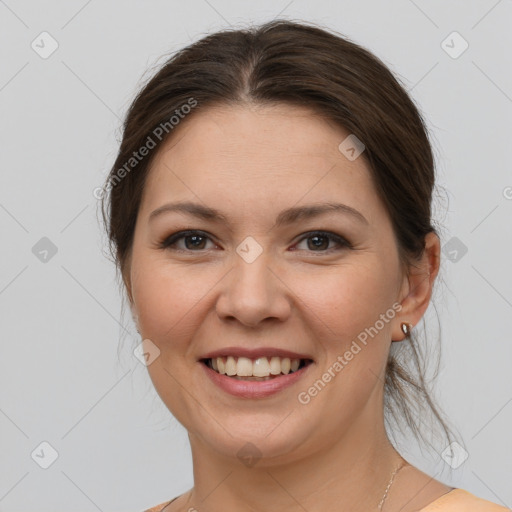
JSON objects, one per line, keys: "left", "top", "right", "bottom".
{"left": 149, "top": 200, "right": 368, "bottom": 226}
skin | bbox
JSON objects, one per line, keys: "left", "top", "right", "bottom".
{"left": 126, "top": 103, "right": 451, "bottom": 511}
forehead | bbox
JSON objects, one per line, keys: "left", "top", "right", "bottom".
{"left": 139, "top": 103, "right": 379, "bottom": 219}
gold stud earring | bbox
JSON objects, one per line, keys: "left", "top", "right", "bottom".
{"left": 400, "top": 322, "right": 411, "bottom": 338}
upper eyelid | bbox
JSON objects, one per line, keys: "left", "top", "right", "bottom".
{"left": 162, "top": 230, "right": 218, "bottom": 245}
{"left": 293, "top": 232, "right": 350, "bottom": 250}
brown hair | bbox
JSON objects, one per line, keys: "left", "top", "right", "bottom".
{"left": 101, "top": 19, "right": 456, "bottom": 454}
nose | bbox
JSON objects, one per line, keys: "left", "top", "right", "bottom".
{"left": 215, "top": 252, "right": 292, "bottom": 328}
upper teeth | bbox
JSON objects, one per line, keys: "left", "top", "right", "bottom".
{"left": 210, "top": 356, "right": 301, "bottom": 377}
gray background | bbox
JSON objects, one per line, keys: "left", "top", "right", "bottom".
{"left": 1, "top": 1, "right": 511, "bottom": 511}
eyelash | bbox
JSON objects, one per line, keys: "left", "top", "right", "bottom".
{"left": 158, "top": 230, "right": 352, "bottom": 254}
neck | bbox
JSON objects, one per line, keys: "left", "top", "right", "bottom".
{"left": 185, "top": 397, "right": 404, "bottom": 512}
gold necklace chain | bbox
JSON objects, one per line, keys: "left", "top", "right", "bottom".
{"left": 378, "top": 459, "right": 409, "bottom": 511}
{"left": 165, "top": 459, "right": 410, "bottom": 511}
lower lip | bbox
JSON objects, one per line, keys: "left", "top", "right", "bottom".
{"left": 201, "top": 362, "right": 312, "bottom": 399}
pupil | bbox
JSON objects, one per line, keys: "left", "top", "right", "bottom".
{"left": 186, "top": 235, "right": 205, "bottom": 249}
{"left": 309, "top": 235, "right": 328, "bottom": 250}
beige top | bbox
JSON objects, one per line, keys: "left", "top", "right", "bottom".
{"left": 144, "top": 488, "right": 511, "bottom": 511}
{"left": 417, "top": 488, "right": 509, "bottom": 511}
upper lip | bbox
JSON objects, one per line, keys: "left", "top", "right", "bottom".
{"left": 199, "top": 347, "right": 314, "bottom": 361}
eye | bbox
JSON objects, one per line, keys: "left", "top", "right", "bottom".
{"left": 158, "top": 229, "right": 351, "bottom": 254}
{"left": 158, "top": 230, "right": 218, "bottom": 252}
{"left": 293, "top": 231, "right": 351, "bottom": 252}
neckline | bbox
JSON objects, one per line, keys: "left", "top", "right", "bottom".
{"left": 418, "top": 488, "right": 459, "bottom": 510}
{"left": 160, "top": 487, "right": 461, "bottom": 511}
{"left": 161, "top": 496, "right": 178, "bottom": 510}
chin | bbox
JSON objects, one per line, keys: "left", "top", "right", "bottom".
{"left": 188, "top": 410, "right": 320, "bottom": 467}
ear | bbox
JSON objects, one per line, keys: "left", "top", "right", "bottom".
{"left": 391, "top": 232, "right": 440, "bottom": 341}
{"left": 121, "top": 254, "right": 139, "bottom": 332}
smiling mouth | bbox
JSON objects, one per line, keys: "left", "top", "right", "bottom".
{"left": 201, "top": 356, "right": 313, "bottom": 381}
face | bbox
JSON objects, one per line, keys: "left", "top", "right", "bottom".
{"left": 128, "top": 103, "right": 410, "bottom": 465}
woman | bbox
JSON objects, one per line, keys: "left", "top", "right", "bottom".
{"left": 101, "top": 20, "right": 508, "bottom": 512}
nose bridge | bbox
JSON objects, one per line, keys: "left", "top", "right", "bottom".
{"left": 233, "top": 248, "right": 271, "bottom": 295}
{"left": 216, "top": 243, "right": 290, "bottom": 326}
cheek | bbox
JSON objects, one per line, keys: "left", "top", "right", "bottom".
{"left": 296, "top": 259, "right": 398, "bottom": 341}
{"left": 130, "top": 253, "right": 219, "bottom": 351}
{"left": 293, "top": 263, "right": 396, "bottom": 423}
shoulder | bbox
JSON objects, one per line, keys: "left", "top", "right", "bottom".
{"left": 420, "top": 488, "right": 510, "bottom": 511}
{"left": 144, "top": 489, "right": 510, "bottom": 512}
{"left": 143, "top": 497, "right": 176, "bottom": 512}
